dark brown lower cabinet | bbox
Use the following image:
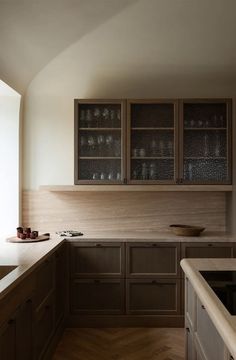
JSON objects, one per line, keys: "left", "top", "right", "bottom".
{"left": 55, "top": 244, "right": 66, "bottom": 327}
{"left": 71, "top": 279, "right": 125, "bottom": 314}
{"left": 126, "top": 279, "right": 180, "bottom": 315}
{"left": 181, "top": 242, "right": 235, "bottom": 260}
{"left": 0, "top": 297, "right": 32, "bottom": 360}
{"left": 34, "top": 294, "right": 55, "bottom": 359}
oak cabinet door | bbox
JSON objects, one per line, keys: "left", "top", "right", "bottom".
{"left": 126, "top": 279, "right": 180, "bottom": 315}
{"left": 126, "top": 242, "right": 180, "bottom": 278}
{"left": 16, "top": 299, "right": 33, "bottom": 360}
{"left": 0, "top": 318, "right": 16, "bottom": 360}
{"left": 34, "top": 256, "right": 54, "bottom": 309}
{"left": 70, "top": 242, "right": 124, "bottom": 278}
{"left": 70, "top": 279, "right": 125, "bottom": 314}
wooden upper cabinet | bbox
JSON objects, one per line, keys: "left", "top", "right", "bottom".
{"left": 179, "top": 99, "right": 232, "bottom": 184}
{"left": 74, "top": 99, "right": 126, "bottom": 184}
{"left": 127, "top": 99, "right": 179, "bottom": 184}
{"left": 74, "top": 98, "right": 232, "bottom": 185}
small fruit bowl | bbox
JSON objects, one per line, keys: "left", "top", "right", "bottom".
{"left": 169, "top": 224, "right": 205, "bottom": 237}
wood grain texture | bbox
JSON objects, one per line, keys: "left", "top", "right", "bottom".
{"left": 22, "top": 190, "right": 226, "bottom": 233}
{"left": 52, "top": 327, "right": 185, "bottom": 360}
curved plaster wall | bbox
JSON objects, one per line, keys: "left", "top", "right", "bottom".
{"left": 23, "top": 0, "right": 236, "bottom": 189}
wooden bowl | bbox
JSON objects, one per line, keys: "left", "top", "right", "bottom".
{"left": 169, "top": 224, "right": 205, "bottom": 237}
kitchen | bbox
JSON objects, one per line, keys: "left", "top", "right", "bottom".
{"left": 0, "top": 0, "right": 236, "bottom": 359}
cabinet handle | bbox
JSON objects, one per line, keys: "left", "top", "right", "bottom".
{"left": 230, "top": 356, "right": 234, "bottom": 360}
{"left": 95, "top": 244, "right": 102, "bottom": 247}
{"left": 94, "top": 279, "right": 101, "bottom": 284}
{"left": 152, "top": 280, "right": 157, "bottom": 284}
{"left": 175, "top": 179, "right": 179, "bottom": 184}
{"left": 186, "top": 327, "right": 190, "bottom": 333}
{"left": 26, "top": 299, "right": 32, "bottom": 304}
{"left": 45, "top": 305, "right": 51, "bottom": 310}
{"left": 152, "top": 243, "right": 157, "bottom": 247}
{"left": 8, "top": 319, "right": 15, "bottom": 325}
{"left": 201, "top": 305, "right": 205, "bottom": 310}
{"left": 207, "top": 243, "right": 213, "bottom": 247}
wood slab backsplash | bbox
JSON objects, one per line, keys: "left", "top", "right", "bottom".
{"left": 22, "top": 191, "right": 226, "bottom": 233}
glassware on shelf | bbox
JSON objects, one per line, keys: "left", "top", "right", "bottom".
{"left": 219, "top": 115, "right": 224, "bottom": 128}
{"left": 114, "top": 139, "right": 121, "bottom": 157}
{"left": 188, "top": 163, "right": 193, "bottom": 181}
{"left": 150, "top": 139, "right": 158, "bottom": 156}
{"left": 100, "top": 172, "right": 106, "bottom": 180}
{"left": 203, "top": 133, "right": 209, "bottom": 157}
{"left": 102, "top": 108, "right": 109, "bottom": 126}
{"left": 198, "top": 119, "right": 203, "bottom": 128}
{"left": 159, "top": 140, "right": 164, "bottom": 157}
{"left": 94, "top": 108, "right": 101, "bottom": 127}
{"left": 132, "top": 148, "right": 139, "bottom": 157}
{"left": 87, "top": 135, "right": 96, "bottom": 155}
{"left": 110, "top": 109, "right": 115, "bottom": 127}
{"left": 92, "top": 172, "right": 99, "bottom": 180}
{"left": 86, "top": 109, "right": 93, "bottom": 128}
{"left": 132, "top": 169, "right": 138, "bottom": 180}
{"left": 105, "top": 134, "right": 114, "bottom": 156}
{"left": 205, "top": 120, "right": 209, "bottom": 128}
{"left": 215, "top": 134, "right": 220, "bottom": 157}
{"left": 97, "top": 134, "right": 105, "bottom": 156}
{"left": 141, "top": 162, "right": 148, "bottom": 180}
{"left": 139, "top": 148, "right": 146, "bottom": 157}
{"left": 116, "top": 109, "right": 121, "bottom": 123}
{"left": 167, "top": 140, "right": 173, "bottom": 156}
{"left": 116, "top": 172, "right": 121, "bottom": 181}
{"left": 108, "top": 171, "right": 114, "bottom": 180}
{"left": 212, "top": 114, "right": 217, "bottom": 127}
{"left": 190, "top": 119, "right": 195, "bottom": 128}
{"left": 149, "top": 162, "right": 157, "bottom": 180}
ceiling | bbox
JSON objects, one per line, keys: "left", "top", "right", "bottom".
{"left": 0, "top": 0, "right": 136, "bottom": 94}
{"left": 0, "top": 0, "right": 236, "bottom": 95}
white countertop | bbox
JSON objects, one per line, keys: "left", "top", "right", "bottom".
{"left": 181, "top": 258, "right": 236, "bottom": 359}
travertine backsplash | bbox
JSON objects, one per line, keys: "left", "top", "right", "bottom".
{"left": 22, "top": 191, "right": 226, "bottom": 233}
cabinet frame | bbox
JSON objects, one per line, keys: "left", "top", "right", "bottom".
{"left": 74, "top": 99, "right": 127, "bottom": 184}
{"left": 179, "top": 98, "right": 232, "bottom": 185}
{"left": 126, "top": 99, "right": 179, "bottom": 184}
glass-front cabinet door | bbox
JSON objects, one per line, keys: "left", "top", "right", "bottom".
{"left": 74, "top": 100, "right": 126, "bottom": 184}
{"left": 127, "top": 100, "right": 178, "bottom": 184}
{"left": 180, "top": 99, "right": 231, "bottom": 184}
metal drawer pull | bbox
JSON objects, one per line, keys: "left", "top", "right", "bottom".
{"left": 95, "top": 244, "right": 102, "bottom": 247}
{"left": 94, "top": 279, "right": 101, "bottom": 283}
{"left": 8, "top": 319, "right": 15, "bottom": 325}
{"left": 207, "top": 243, "right": 213, "bottom": 247}
{"left": 201, "top": 305, "right": 205, "bottom": 310}
{"left": 186, "top": 327, "right": 190, "bottom": 333}
{"left": 152, "top": 243, "right": 157, "bottom": 247}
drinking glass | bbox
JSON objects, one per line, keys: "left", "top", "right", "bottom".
{"left": 100, "top": 172, "right": 106, "bottom": 180}
{"left": 92, "top": 172, "right": 99, "bottom": 180}
{"left": 150, "top": 139, "right": 158, "bottom": 156}
{"left": 159, "top": 140, "right": 164, "bottom": 157}
{"left": 97, "top": 134, "right": 105, "bottom": 156}
{"left": 167, "top": 140, "right": 173, "bottom": 156}
{"left": 86, "top": 109, "right": 93, "bottom": 128}
{"left": 87, "top": 136, "right": 96, "bottom": 155}
{"left": 105, "top": 134, "right": 114, "bottom": 156}
{"left": 116, "top": 172, "right": 121, "bottom": 181}
{"left": 149, "top": 162, "right": 157, "bottom": 180}
{"left": 94, "top": 108, "right": 101, "bottom": 127}
{"left": 108, "top": 172, "right": 114, "bottom": 180}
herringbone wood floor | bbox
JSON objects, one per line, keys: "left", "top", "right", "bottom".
{"left": 53, "top": 328, "right": 185, "bottom": 360}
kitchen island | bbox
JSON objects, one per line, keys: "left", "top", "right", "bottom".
{"left": 181, "top": 258, "right": 236, "bottom": 360}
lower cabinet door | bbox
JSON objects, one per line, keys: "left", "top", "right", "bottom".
{"left": 0, "top": 318, "right": 16, "bottom": 360}
{"left": 16, "top": 299, "right": 33, "bottom": 360}
{"left": 196, "top": 298, "right": 225, "bottom": 360}
{"left": 71, "top": 279, "right": 125, "bottom": 314}
{"left": 126, "top": 279, "right": 180, "bottom": 315}
{"left": 186, "top": 321, "right": 196, "bottom": 360}
{"left": 34, "top": 294, "right": 54, "bottom": 359}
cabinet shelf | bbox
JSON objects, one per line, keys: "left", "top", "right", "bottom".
{"left": 131, "top": 127, "right": 174, "bottom": 130}
{"left": 40, "top": 185, "right": 232, "bottom": 192}
{"left": 185, "top": 157, "right": 226, "bottom": 160}
{"left": 184, "top": 128, "right": 227, "bottom": 131}
{"left": 79, "top": 157, "right": 121, "bottom": 160}
{"left": 131, "top": 157, "right": 174, "bottom": 160}
{"left": 80, "top": 128, "right": 121, "bottom": 131}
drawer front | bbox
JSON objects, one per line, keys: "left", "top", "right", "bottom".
{"left": 70, "top": 242, "right": 124, "bottom": 278}
{"left": 34, "top": 256, "right": 54, "bottom": 309}
{"left": 126, "top": 242, "right": 180, "bottom": 278}
{"left": 70, "top": 279, "right": 125, "bottom": 314}
{"left": 181, "top": 243, "right": 235, "bottom": 259}
{"left": 196, "top": 298, "right": 225, "bottom": 360}
{"left": 34, "top": 294, "right": 54, "bottom": 359}
{"left": 126, "top": 279, "right": 180, "bottom": 315}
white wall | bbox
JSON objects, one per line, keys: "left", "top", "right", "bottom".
{"left": 0, "top": 81, "right": 21, "bottom": 236}
{"left": 23, "top": 0, "right": 236, "bottom": 189}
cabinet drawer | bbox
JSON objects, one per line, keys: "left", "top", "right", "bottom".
{"left": 70, "top": 279, "right": 125, "bottom": 314}
{"left": 70, "top": 242, "right": 124, "bottom": 278}
{"left": 34, "top": 294, "right": 54, "bottom": 359}
{"left": 126, "top": 279, "right": 180, "bottom": 315}
{"left": 126, "top": 242, "right": 180, "bottom": 278}
{"left": 34, "top": 256, "right": 54, "bottom": 309}
{"left": 182, "top": 242, "right": 235, "bottom": 259}
{"left": 195, "top": 298, "right": 225, "bottom": 360}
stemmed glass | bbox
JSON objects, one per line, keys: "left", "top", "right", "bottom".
{"left": 87, "top": 136, "right": 96, "bottom": 156}
{"left": 105, "top": 134, "right": 114, "bottom": 156}
{"left": 86, "top": 109, "right": 93, "bottom": 128}
{"left": 94, "top": 108, "right": 101, "bottom": 127}
{"left": 97, "top": 134, "right": 105, "bottom": 156}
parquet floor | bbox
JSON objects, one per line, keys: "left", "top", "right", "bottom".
{"left": 52, "top": 328, "right": 185, "bottom": 360}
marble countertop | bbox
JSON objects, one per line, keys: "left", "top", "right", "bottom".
{"left": 63, "top": 230, "right": 236, "bottom": 242}
{"left": 181, "top": 258, "right": 236, "bottom": 359}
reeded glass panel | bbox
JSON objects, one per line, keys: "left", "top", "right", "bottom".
{"left": 183, "top": 103, "right": 229, "bottom": 183}
{"left": 130, "top": 103, "right": 175, "bottom": 181}
{"left": 76, "top": 103, "right": 122, "bottom": 182}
